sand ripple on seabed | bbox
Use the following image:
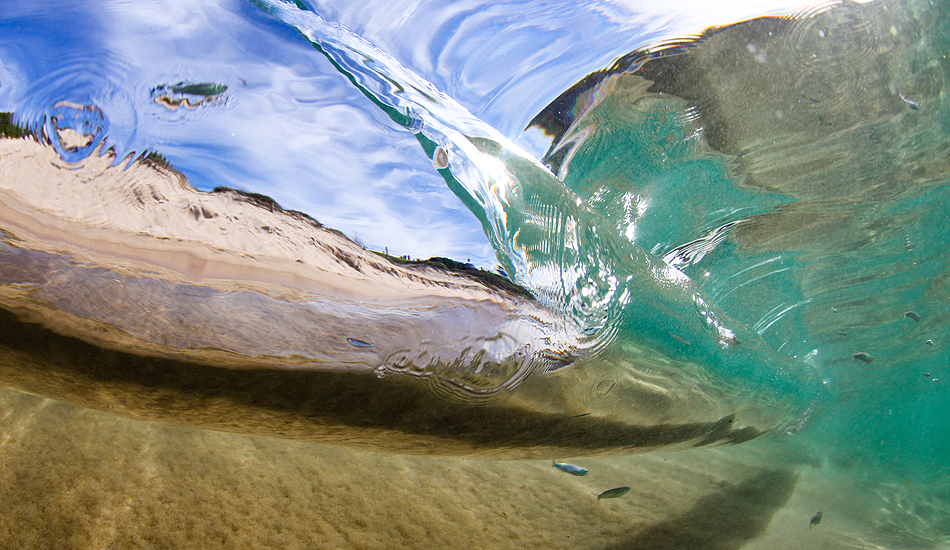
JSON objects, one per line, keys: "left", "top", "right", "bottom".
{"left": 0, "top": 386, "right": 931, "bottom": 550}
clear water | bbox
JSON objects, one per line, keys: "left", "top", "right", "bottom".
{"left": 1, "top": 0, "right": 949, "bottom": 548}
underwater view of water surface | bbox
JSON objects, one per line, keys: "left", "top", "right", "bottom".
{"left": 0, "top": 0, "right": 949, "bottom": 547}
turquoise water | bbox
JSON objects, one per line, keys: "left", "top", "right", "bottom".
{"left": 1, "top": 0, "right": 950, "bottom": 547}
{"left": 252, "top": 0, "right": 950, "bottom": 478}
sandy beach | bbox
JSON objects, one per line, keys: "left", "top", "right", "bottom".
{"left": 0, "top": 386, "right": 936, "bottom": 550}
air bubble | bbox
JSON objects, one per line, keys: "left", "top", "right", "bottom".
{"left": 433, "top": 146, "right": 449, "bottom": 169}
{"left": 44, "top": 101, "right": 107, "bottom": 163}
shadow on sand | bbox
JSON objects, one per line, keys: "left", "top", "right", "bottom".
{"left": 608, "top": 468, "right": 798, "bottom": 550}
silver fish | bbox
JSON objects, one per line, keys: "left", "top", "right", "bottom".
{"left": 553, "top": 461, "right": 589, "bottom": 476}
{"left": 597, "top": 487, "right": 630, "bottom": 500}
{"left": 899, "top": 93, "right": 920, "bottom": 110}
{"left": 346, "top": 338, "right": 373, "bottom": 348}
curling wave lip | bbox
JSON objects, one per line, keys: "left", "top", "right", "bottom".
{"left": 0, "top": 134, "right": 806, "bottom": 458}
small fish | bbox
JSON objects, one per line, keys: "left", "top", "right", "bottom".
{"left": 926, "top": 339, "right": 935, "bottom": 346}
{"left": 899, "top": 93, "right": 920, "bottom": 110}
{"left": 905, "top": 311, "right": 922, "bottom": 322}
{"left": 553, "top": 461, "right": 589, "bottom": 476}
{"left": 810, "top": 511, "right": 823, "bottom": 527}
{"left": 836, "top": 330, "right": 848, "bottom": 336}
{"left": 597, "top": 487, "right": 630, "bottom": 500}
{"left": 346, "top": 337, "right": 373, "bottom": 348}
{"left": 669, "top": 332, "right": 691, "bottom": 346}
{"left": 852, "top": 352, "right": 874, "bottom": 364}
{"left": 923, "top": 372, "right": 931, "bottom": 378}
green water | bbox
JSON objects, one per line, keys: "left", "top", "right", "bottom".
{"left": 533, "top": 2, "right": 950, "bottom": 482}
{"left": 258, "top": 0, "right": 950, "bottom": 481}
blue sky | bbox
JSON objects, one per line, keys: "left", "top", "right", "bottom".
{"left": 0, "top": 0, "right": 811, "bottom": 266}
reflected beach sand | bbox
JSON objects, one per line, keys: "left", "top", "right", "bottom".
{"left": 0, "top": 134, "right": 811, "bottom": 457}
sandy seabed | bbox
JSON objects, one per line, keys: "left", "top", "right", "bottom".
{"left": 0, "top": 387, "right": 942, "bottom": 550}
